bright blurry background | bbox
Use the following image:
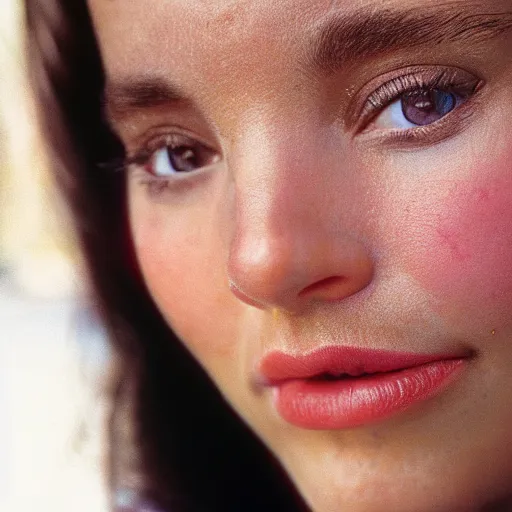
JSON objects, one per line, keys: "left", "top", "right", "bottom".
{"left": 0, "top": 1, "right": 110, "bottom": 510}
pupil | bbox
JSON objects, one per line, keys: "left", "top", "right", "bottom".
{"left": 169, "top": 146, "right": 197, "bottom": 172}
{"left": 402, "top": 89, "right": 456, "bottom": 126}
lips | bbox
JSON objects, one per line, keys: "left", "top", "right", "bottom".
{"left": 258, "top": 346, "right": 469, "bottom": 430}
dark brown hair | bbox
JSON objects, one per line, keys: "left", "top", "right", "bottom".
{"left": 25, "top": 2, "right": 308, "bottom": 511}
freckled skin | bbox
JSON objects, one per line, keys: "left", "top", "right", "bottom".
{"left": 395, "top": 124, "right": 512, "bottom": 333}
{"left": 88, "top": 0, "right": 512, "bottom": 510}
{"left": 429, "top": 175, "right": 512, "bottom": 300}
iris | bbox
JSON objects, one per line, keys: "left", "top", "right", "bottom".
{"left": 402, "top": 89, "right": 457, "bottom": 126}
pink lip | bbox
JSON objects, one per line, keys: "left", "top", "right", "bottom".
{"left": 258, "top": 346, "right": 470, "bottom": 430}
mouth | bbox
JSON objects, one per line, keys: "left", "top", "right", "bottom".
{"left": 258, "top": 346, "right": 472, "bottom": 430}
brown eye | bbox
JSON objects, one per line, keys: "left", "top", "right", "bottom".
{"left": 146, "top": 139, "right": 219, "bottom": 177}
{"left": 401, "top": 89, "right": 457, "bottom": 126}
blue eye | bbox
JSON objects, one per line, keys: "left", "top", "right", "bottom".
{"left": 401, "top": 89, "right": 457, "bottom": 125}
{"left": 373, "top": 88, "right": 463, "bottom": 130}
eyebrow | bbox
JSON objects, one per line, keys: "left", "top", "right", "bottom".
{"left": 104, "top": 3, "right": 512, "bottom": 119}
{"left": 308, "top": 5, "right": 512, "bottom": 73}
{"left": 104, "top": 76, "right": 187, "bottom": 119}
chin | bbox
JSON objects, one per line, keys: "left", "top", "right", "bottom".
{"left": 266, "top": 424, "right": 512, "bottom": 512}
{"left": 292, "top": 472, "right": 512, "bottom": 512}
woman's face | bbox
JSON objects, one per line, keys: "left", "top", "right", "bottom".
{"left": 89, "top": 1, "right": 512, "bottom": 510}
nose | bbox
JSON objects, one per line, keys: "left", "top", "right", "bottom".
{"left": 226, "top": 122, "right": 374, "bottom": 313}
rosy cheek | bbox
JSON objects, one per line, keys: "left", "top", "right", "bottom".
{"left": 406, "top": 163, "right": 512, "bottom": 328}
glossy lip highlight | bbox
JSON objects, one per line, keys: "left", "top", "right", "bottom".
{"left": 258, "top": 346, "right": 471, "bottom": 430}
{"left": 258, "top": 345, "right": 468, "bottom": 384}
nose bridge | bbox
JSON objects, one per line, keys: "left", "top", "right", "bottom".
{"left": 228, "top": 118, "right": 331, "bottom": 276}
{"left": 233, "top": 113, "right": 336, "bottom": 225}
{"left": 225, "top": 116, "right": 374, "bottom": 311}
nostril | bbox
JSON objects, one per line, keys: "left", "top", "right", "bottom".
{"left": 298, "top": 276, "right": 347, "bottom": 298}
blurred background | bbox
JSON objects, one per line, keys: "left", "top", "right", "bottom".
{"left": 0, "top": 1, "right": 110, "bottom": 510}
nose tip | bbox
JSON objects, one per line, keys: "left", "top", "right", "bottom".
{"left": 225, "top": 119, "right": 375, "bottom": 313}
{"left": 227, "top": 235, "right": 374, "bottom": 312}
{"left": 227, "top": 237, "right": 299, "bottom": 310}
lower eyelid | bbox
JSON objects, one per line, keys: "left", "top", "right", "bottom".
{"left": 128, "top": 155, "right": 222, "bottom": 201}
{"left": 362, "top": 80, "right": 485, "bottom": 146}
{"left": 358, "top": 96, "right": 478, "bottom": 150}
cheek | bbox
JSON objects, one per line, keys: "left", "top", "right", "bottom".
{"left": 404, "top": 159, "right": 512, "bottom": 328}
{"left": 129, "top": 201, "right": 238, "bottom": 362}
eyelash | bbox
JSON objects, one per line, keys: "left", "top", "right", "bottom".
{"left": 122, "top": 133, "right": 218, "bottom": 195}
{"left": 116, "top": 67, "right": 483, "bottom": 196}
{"left": 357, "top": 67, "right": 482, "bottom": 141}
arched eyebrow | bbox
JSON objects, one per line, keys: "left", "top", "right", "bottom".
{"left": 308, "top": 5, "right": 512, "bottom": 74}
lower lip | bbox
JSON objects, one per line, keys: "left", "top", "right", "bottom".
{"left": 273, "top": 359, "right": 465, "bottom": 430}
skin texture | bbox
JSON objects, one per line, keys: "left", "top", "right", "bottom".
{"left": 88, "top": 0, "right": 512, "bottom": 510}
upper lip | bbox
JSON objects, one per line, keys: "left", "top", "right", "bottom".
{"left": 258, "top": 345, "right": 471, "bottom": 385}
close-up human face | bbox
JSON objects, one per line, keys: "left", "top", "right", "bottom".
{"left": 88, "top": 1, "right": 512, "bottom": 510}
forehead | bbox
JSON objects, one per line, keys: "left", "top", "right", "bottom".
{"left": 88, "top": 0, "right": 327, "bottom": 74}
{"left": 87, "top": 0, "right": 442, "bottom": 71}
{"left": 89, "top": 0, "right": 512, "bottom": 125}
{"left": 88, "top": 0, "right": 511, "bottom": 75}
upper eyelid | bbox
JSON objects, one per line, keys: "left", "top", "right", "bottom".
{"left": 125, "top": 133, "right": 221, "bottom": 176}
{"left": 125, "top": 129, "right": 218, "bottom": 162}
{"left": 123, "top": 135, "right": 191, "bottom": 169}
{"left": 351, "top": 67, "right": 481, "bottom": 129}
{"left": 364, "top": 75, "right": 465, "bottom": 118}
{"left": 115, "top": 115, "right": 220, "bottom": 153}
